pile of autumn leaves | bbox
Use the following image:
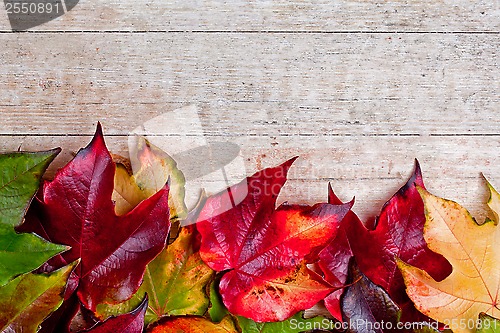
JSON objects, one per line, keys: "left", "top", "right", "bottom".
{"left": 1, "top": 124, "right": 500, "bottom": 333}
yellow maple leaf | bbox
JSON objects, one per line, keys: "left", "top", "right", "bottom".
{"left": 398, "top": 183, "right": 500, "bottom": 333}
{"left": 112, "top": 137, "right": 187, "bottom": 221}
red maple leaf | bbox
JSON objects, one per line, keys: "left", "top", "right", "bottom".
{"left": 196, "top": 158, "right": 351, "bottom": 322}
{"left": 317, "top": 184, "right": 356, "bottom": 322}
{"left": 319, "top": 160, "right": 452, "bottom": 322}
{"left": 21, "top": 124, "right": 170, "bottom": 311}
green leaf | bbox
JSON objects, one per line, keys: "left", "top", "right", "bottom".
{"left": 0, "top": 261, "right": 76, "bottom": 332}
{"left": 478, "top": 314, "right": 500, "bottom": 333}
{"left": 97, "top": 225, "right": 214, "bottom": 324}
{"left": 208, "top": 277, "right": 229, "bottom": 323}
{"left": 0, "top": 149, "right": 67, "bottom": 285}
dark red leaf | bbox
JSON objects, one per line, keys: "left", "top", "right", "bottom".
{"left": 22, "top": 124, "right": 170, "bottom": 311}
{"left": 317, "top": 184, "right": 356, "bottom": 322}
{"left": 37, "top": 294, "right": 98, "bottom": 333}
{"left": 343, "top": 160, "right": 452, "bottom": 322}
{"left": 341, "top": 259, "right": 401, "bottom": 333}
{"left": 83, "top": 295, "right": 148, "bottom": 333}
{"left": 196, "top": 158, "right": 351, "bottom": 322}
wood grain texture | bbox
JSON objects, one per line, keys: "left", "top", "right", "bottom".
{"left": 0, "top": 33, "right": 497, "bottom": 135}
{"left": 0, "top": 1, "right": 498, "bottom": 222}
{"left": 0, "top": 0, "right": 498, "bottom": 32}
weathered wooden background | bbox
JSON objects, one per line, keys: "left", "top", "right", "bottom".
{"left": 0, "top": 1, "right": 498, "bottom": 221}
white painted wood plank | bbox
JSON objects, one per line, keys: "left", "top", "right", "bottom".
{"left": 0, "top": 0, "right": 497, "bottom": 231}
{"left": 0, "top": 33, "right": 498, "bottom": 135}
{"left": 0, "top": 0, "right": 497, "bottom": 32}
